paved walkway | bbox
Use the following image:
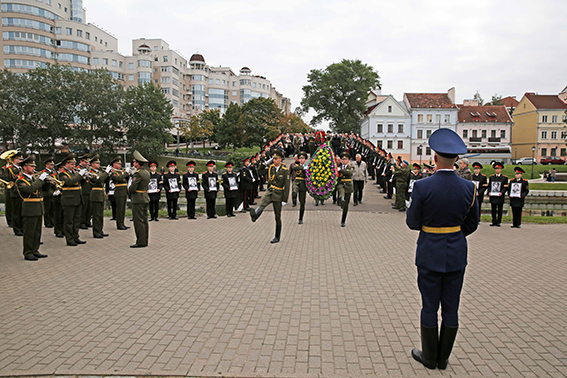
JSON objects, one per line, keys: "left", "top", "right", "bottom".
{"left": 1, "top": 179, "right": 566, "bottom": 377}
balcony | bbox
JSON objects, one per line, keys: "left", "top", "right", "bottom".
{"left": 488, "top": 137, "right": 501, "bottom": 143}
{"left": 469, "top": 137, "right": 482, "bottom": 142}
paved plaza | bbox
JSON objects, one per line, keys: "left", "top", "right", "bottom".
{"left": 1, "top": 182, "right": 566, "bottom": 378}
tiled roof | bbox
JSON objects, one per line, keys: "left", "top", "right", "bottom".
{"left": 364, "top": 103, "right": 379, "bottom": 116}
{"left": 525, "top": 94, "right": 567, "bottom": 109}
{"left": 405, "top": 93, "right": 457, "bottom": 109}
{"left": 500, "top": 96, "right": 519, "bottom": 108}
{"left": 458, "top": 105, "right": 512, "bottom": 123}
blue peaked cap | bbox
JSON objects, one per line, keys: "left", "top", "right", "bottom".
{"left": 428, "top": 128, "right": 467, "bottom": 157}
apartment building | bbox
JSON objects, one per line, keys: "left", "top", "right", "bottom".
{"left": 457, "top": 104, "right": 512, "bottom": 149}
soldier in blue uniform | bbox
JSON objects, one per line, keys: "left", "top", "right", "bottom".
{"left": 508, "top": 167, "right": 529, "bottom": 228}
{"left": 406, "top": 128, "right": 479, "bottom": 370}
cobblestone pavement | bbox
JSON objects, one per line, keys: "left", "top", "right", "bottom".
{"left": 1, "top": 181, "right": 566, "bottom": 378}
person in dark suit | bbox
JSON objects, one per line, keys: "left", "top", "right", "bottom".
{"left": 87, "top": 155, "right": 109, "bottom": 239}
{"left": 162, "top": 160, "right": 181, "bottom": 220}
{"left": 182, "top": 161, "right": 200, "bottom": 220}
{"left": 488, "top": 162, "right": 508, "bottom": 227}
{"left": 16, "top": 155, "right": 48, "bottom": 260}
{"left": 221, "top": 161, "right": 239, "bottom": 217}
{"left": 147, "top": 161, "right": 162, "bottom": 221}
{"left": 508, "top": 167, "right": 529, "bottom": 228}
{"left": 471, "top": 162, "right": 488, "bottom": 219}
{"left": 239, "top": 158, "right": 254, "bottom": 210}
{"left": 406, "top": 128, "right": 479, "bottom": 370}
{"left": 129, "top": 151, "right": 150, "bottom": 248}
{"left": 202, "top": 160, "right": 219, "bottom": 219}
{"left": 59, "top": 153, "right": 88, "bottom": 246}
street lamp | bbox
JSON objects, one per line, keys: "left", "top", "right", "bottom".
{"left": 531, "top": 146, "right": 536, "bottom": 179}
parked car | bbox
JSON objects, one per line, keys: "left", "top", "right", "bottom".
{"left": 516, "top": 157, "right": 537, "bottom": 165}
{"left": 540, "top": 156, "right": 566, "bottom": 165}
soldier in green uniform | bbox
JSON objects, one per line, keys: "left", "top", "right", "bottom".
{"left": 59, "top": 153, "right": 88, "bottom": 246}
{"left": 52, "top": 161, "right": 65, "bottom": 238}
{"left": 40, "top": 158, "right": 57, "bottom": 228}
{"left": 129, "top": 151, "right": 150, "bottom": 248}
{"left": 16, "top": 155, "right": 49, "bottom": 260}
{"left": 87, "top": 155, "right": 109, "bottom": 239}
{"left": 109, "top": 157, "right": 130, "bottom": 230}
{"left": 292, "top": 152, "right": 308, "bottom": 224}
{"left": 337, "top": 152, "right": 354, "bottom": 227}
{"left": 249, "top": 150, "right": 290, "bottom": 243}
{"left": 2, "top": 151, "right": 24, "bottom": 235}
{"left": 393, "top": 160, "right": 411, "bottom": 211}
{"left": 78, "top": 154, "right": 92, "bottom": 229}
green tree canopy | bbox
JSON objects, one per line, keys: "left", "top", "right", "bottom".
{"left": 301, "top": 59, "right": 380, "bottom": 133}
{"left": 179, "top": 109, "right": 218, "bottom": 149}
{"left": 473, "top": 90, "right": 484, "bottom": 105}
{"left": 213, "top": 102, "right": 244, "bottom": 149}
{"left": 240, "top": 97, "right": 284, "bottom": 147}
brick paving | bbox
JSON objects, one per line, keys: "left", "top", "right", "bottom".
{"left": 1, "top": 180, "right": 566, "bottom": 378}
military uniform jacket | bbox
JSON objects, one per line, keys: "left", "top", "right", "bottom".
{"left": 291, "top": 164, "right": 307, "bottom": 192}
{"left": 79, "top": 164, "right": 92, "bottom": 197}
{"left": 88, "top": 170, "right": 109, "bottom": 202}
{"left": 202, "top": 171, "right": 219, "bottom": 199}
{"left": 221, "top": 172, "right": 239, "bottom": 199}
{"left": 40, "top": 168, "right": 57, "bottom": 197}
{"left": 148, "top": 171, "right": 162, "bottom": 201}
{"left": 59, "top": 168, "right": 83, "bottom": 206}
{"left": 406, "top": 170, "right": 479, "bottom": 273}
{"left": 471, "top": 173, "right": 488, "bottom": 202}
{"left": 266, "top": 164, "right": 290, "bottom": 202}
{"left": 251, "top": 164, "right": 260, "bottom": 182}
{"left": 130, "top": 168, "right": 150, "bottom": 204}
{"left": 408, "top": 172, "right": 423, "bottom": 193}
{"left": 16, "top": 173, "right": 44, "bottom": 216}
{"left": 110, "top": 170, "right": 130, "bottom": 198}
{"left": 239, "top": 165, "right": 254, "bottom": 190}
{"left": 394, "top": 166, "right": 411, "bottom": 187}
{"left": 488, "top": 174, "right": 508, "bottom": 204}
{"left": 162, "top": 172, "right": 181, "bottom": 199}
{"left": 382, "top": 161, "right": 393, "bottom": 181}
{"left": 3, "top": 164, "right": 21, "bottom": 198}
{"left": 508, "top": 178, "right": 529, "bottom": 208}
{"left": 337, "top": 165, "right": 354, "bottom": 194}
{"left": 182, "top": 172, "right": 200, "bottom": 199}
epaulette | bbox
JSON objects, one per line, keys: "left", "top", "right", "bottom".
{"left": 481, "top": 173, "right": 487, "bottom": 176}
{"left": 503, "top": 175, "right": 508, "bottom": 178}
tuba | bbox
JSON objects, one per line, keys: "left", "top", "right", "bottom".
{"left": 0, "top": 178, "right": 14, "bottom": 189}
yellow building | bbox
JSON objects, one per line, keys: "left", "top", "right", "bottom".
{"left": 511, "top": 92, "right": 567, "bottom": 161}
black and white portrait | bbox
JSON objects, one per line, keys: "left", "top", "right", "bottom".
{"left": 148, "top": 178, "right": 159, "bottom": 193}
{"left": 208, "top": 177, "right": 217, "bottom": 191}
{"left": 188, "top": 177, "right": 198, "bottom": 190}
{"left": 490, "top": 181, "right": 501, "bottom": 196}
{"left": 228, "top": 177, "right": 238, "bottom": 190}
{"left": 169, "top": 178, "right": 179, "bottom": 192}
{"left": 510, "top": 182, "right": 521, "bottom": 198}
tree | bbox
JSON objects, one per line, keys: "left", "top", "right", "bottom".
{"left": 473, "top": 90, "right": 484, "bottom": 106}
{"left": 178, "top": 109, "right": 218, "bottom": 150}
{"left": 240, "top": 98, "right": 284, "bottom": 147}
{"left": 301, "top": 59, "right": 380, "bottom": 133}
{"left": 123, "top": 82, "right": 174, "bottom": 159}
{"left": 488, "top": 94, "right": 504, "bottom": 106}
{"left": 213, "top": 102, "right": 243, "bottom": 149}
{"left": 0, "top": 69, "right": 20, "bottom": 150}
{"left": 280, "top": 113, "right": 312, "bottom": 134}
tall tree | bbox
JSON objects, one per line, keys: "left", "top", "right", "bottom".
{"left": 488, "top": 94, "right": 504, "bottom": 106}
{"left": 301, "top": 59, "right": 380, "bottom": 133}
{"left": 473, "top": 90, "right": 484, "bottom": 106}
{"left": 0, "top": 69, "right": 20, "bottom": 150}
{"left": 178, "top": 109, "right": 217, "bottom": 149}
{"left": 213, "top": 102, "right": 243, "bottom": 149}
{"left": 240, "top": 98, "right": 284, "bottom": 147}
{"left": 123, "top": 82, "right": 174, "bottom": 159}
{"left": 281, "top": 113, "right": 312, "bottom": 134}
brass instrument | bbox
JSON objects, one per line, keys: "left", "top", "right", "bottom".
{"left": 33, "top": 171, "right": 64, "bottom": 190}
{"left": 0, "top": 149, "right": 17, "bottom": 160}
{"left": 0, "top": 178, "right": 14, "bottom": 189}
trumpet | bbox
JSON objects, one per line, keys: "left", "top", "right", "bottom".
{"left": 0, "top": 178, "right": 14, "bottom": 189}
{"left": 33, "top": 171, "right": 64, "bottom": 190}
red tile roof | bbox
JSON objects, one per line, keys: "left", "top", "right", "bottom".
{"left": 364, "top": 103, "right": 379, "bottom": 116}
{"left": 458, "top": 105, "right": 512, "bottom": 123}
{"left": 525, "top": 94, "right": 567, "bottom": 109}
{"left": 405, "top": 93, "right": 457, "bottom": 109}
{"left": 500, "top": 96, "right": 519, "bottom": 108}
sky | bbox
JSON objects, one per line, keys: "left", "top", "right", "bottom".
{"left": 85, "top": 0, "right": 566, "bottom": 128}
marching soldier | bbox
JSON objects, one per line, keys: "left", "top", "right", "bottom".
{"left": 508, "top": 167, "right": 529, "bottom": 228}
{"left": 87, "top": 155, "right": 109, "bottom": 239}
{"left": 337, "top": 152, "right": 354, "bottom": 227}
{"left": 221, "top": 161, "right": 239, "bottom": 217}
{"left": 249, "top": 150, "right": 289, "bottom": 243}
{"left": 292, "top": 152, "right": 308, "bottom": 224}
{"left": 406, "top": 128, "right": 479, "bottom": 370}
{"left": 471, "top": 162, "right": 488, "bottom": 218}
{"left": 16, "top": 156, "right": 49, "bottom": 260}
{"left": 40, "top": 158, "right": 57, "bottom": 228}
{"left": 182, "top": 161, "right": 200, "bottom": 220}
{"left": 147, "top": 161, "right": 162, "bottom": 221}
{"left": 2, "top": 151, "right": 24, "bottom": 235}
{"left": 202, "top": 160, "right": 219, "bottom": 219}
{"left": 109, "top": 157, "right": 130, "bottom": 230}
{"left": 78, "top": 154, "right": 92, "bottom": 229}
{"left": 488, "top": 162, "right": 508, "bottom": 227}
{"left": 59, "top": 153, "right": 88, "bottom": 246}
{"left": 129, "top": 151, "right": 150, "bottom": 248}
{"left": 162, "top": 160, "right": 181, "bottom": 220}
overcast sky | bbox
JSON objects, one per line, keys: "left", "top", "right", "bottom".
{"left": 86, "top": 0, "right": 565, "bottom": 127}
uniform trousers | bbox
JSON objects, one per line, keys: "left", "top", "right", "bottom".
{"left": 353, "top": 180, "right": 364, "bottom": 204}
{"left": 23, "top": 215, "right": 42, "bottom": 257}
{"left": 53, "top": 197, "right": 64, "bottom": 235}
{"left": 206, "top": 198, "right": 216, "bottom": 217}
{"left": 259, "top": 190, "right": 283, "bottom": 228}
{"left": 108, "top": 195, "right": 116, "bottom": 219}
{"left": 81, "top": 196, "right": 92, "bottom": 226}
{"left": 512, "top": 206, "right": 523, "bottom": 227}
{"left": 166, "top": 197, "right": 178, "bottom": 218}
{"left": 341, "top": 193, "right": 351, "bottom": 223}
{"left": 91, "top": 201, "right": 104, "bottom": 236}
{"left": 491, "top": 203, "right": 503, "bottom": 225}
{"left": 133, "top": 202, "right": 149, "bottom": 246}
{"left": 149, "top": 199, "right": 160, "bottom": 220}
{"left": 225, "top": 197, "right": 236, "bottom": 216}
{"left": 186, "top": 198, "right": 196, "bottom": 219}
{"left": 63, "top": 204, "right": 81, "bottom": 243}
{"left": 417, "top": 267, "right": 465, "bottom": 328}
{"left": 11, "top": 196, "right": 23, "bottom": 234}
{"left": 298, "top": 191, "right": 306, "bottom": 220}
{"left": 115, "top": 195, "right": 127, "bottom": 228}
{"left": 5, "top": 195, "right": 12, "bottom": 226}
{"left": 243, "top": 190, "right": 253, "bottom": 209}
{"left": 43, "top": 196, "right": 54, "bottom": 227}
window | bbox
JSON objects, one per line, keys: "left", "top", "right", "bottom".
{"left": 427, "top": 114, "right": 432, "bottom": 123}
{"left": 377, "top": 124, "right": 383, "bottom": 133}
{"left": 426, "top": 147, "right": 431, "bottom": 155}
{"left": 561, "top": 148, "right": 566, "bottom": 157}
{"left": 444, "top": 114, "right": 450, "bottom": 123}
{"left": 377, "top": 141, "right": 382, "bottom": 149}
{"left": 552, "top": 115, "right": 558, "bottom": 123}
{"left": 500, "top": 130, "right": 506, "bottom": 139}
{"left": 163, "top": 56, "right": 168, "bottom": 62}
{"left": 462, "top": 130, "right": 468, "bottom": 138}
{"left": 161, "top": 77, "right": 170, "bottom": 84}
{"left": 102, "top": 58, "right": 108, "bottom": 65}
{"left": 398, "top": 124, "right": 404, "bottom": 133}
{"left": 252, "top": 82, "right": 256, "bottom": 87}
{"left": 436, "top": 114, "right": 441, "bottom": 123}
{"left": 387, "top": 124, "right": 393, "bottom": 133}
{"left": 56, "top": 27, "right": 61, "bottom": 34}
{"left": 562, "top": 131, "right": 567, "bottom": 139}
{"left": 93, "top": 57, "right": 99, "bottom": 65}
{"left": 111, "top": 59, "right": 117, "bottom": 67}
{"left": 388, "top": 106, "right": 392, "bottom": 113}
{"left": 119, "top": 61, "right": 123, "bottom": 68}
{"left": 542, "top": 115, "right": 548, "bottom": 122}
{"left": 417, "top": 114, "right": 423, "bottom": 123}
{"left": 129, "top": 62, "right": 134, "bottom": 70}
{"left": 426, "top": 130, "right": 432, "bottom": 138}
{"left": 232, "top": 91, "right": 236, "bottom": 96}
{"left": 66, "top": 27, "right": 72, "bottom": 35}
{"left": 233, "top": 81, "right": 236, "bottom": 87}
{"left": 417, "top": 129, "right": 423, "bottom": 139}
{"left": 85, "top": 32, "right": 89, "bottom": 40}
{"left": 550, "top": 148, "right": 556, "bottom": 157}
{"left": 481, "top": 130, "right": 487, "bottom": 138}
{"left": 387, "top": 140, "right": 393, "bottom": 149}
{"left": 76, "top": 29, "right": 82, "bottom": 37}
{"left": 541, "top": 131, "right": 548, "bottom": 139}
{"left": 94, "top": 36, "right": 97, "bottom": 42}
{"left": 472, "top": 129, "right": 478, "bottom": 138}
{"left": 216, "top": 79, "right": 220, "bottom": 85}
{"left": 417, "top": 146, "right": 422, "bottom": 156}
{"left": 209, "top": 79, "right": 213, "bottom": 84}
{"left": 491, "top": 130, "right": 497, "bottom": 138}
{"left": 397, "top": 140, "right": 403, "bottom": 149}
{"left": 161, "top": 88, "right": 170, "bottom": 94}
{"left": 128, "top": 74, "right": 134, "bottom": 81}
{"left": 551, "top": 131, "right": 557, "bottom": 139}
{"left": 541, "top": 148, "right": 547, "bottom": 157}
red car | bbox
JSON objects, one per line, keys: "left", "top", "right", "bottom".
{"left": 540, "top": 156, "right": 566, "bottom": 165}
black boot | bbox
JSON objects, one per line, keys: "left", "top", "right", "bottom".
{"left": 411, "top": 325, "right": 438, "bottom": 369}
{"left": 271, "top": 224, "right": 281, "bottom": 243}
{"left": 249, "top": 207, "right": 264, "bottom": 222}
{"left": 341, "top": 212, "right": 347, "bottom": 227}
{"left": 298, "top": 209, "right": 304, "bottom": 224}
{"left": 437, "top": 323, "right": 458, "bottom": 370}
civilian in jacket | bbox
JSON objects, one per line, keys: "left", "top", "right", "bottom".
{"left": 351, "top": 153, "right": 368, "bottom": 206}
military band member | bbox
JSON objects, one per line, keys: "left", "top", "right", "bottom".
{"left": 337, "top": 152, "right": 354, "bottom": 227}
{"left": 202, "top": 160, "right": 219, "bottom": 219}
{"left": 249, "top": 150, "right": 289, "bottom": 243}
{"left": 292, "top": 152, "right": 308, "bottom": 224}
{"left": 182, "top": 161, "right": 199, "bottom": 220}
{"left": 163, "top": 160, "right": 181, "bottom": 220}
{"left": 508, "top": 167, "right": 529, "bottom": 228}
{"left": 406, "top": 128, "right": 479, "bottom": 370}
{"left": 488, "top": 162, "right": 508, "bottom": 227}
{"left": 108, "top": 157, "right": 130, "bottom": 230}
{"left": 471, "top": 162, "right": 488, "bottom": 217}
{"left": 147, "top": 161, "right": 162, "bottom": 221}
{"left": 59, "top": 153, "right": 88, "bottom": 246}
{"left": 239, "top": 158, "right": 254, "bottom": 210}
{"left": 53, "top": 161, "right": 65, "bottom": 238}
{"left": 40, "top": 158, "right": 56, "bottom": 228}
{"left": 2, "top": 151, "right": 24, "bottom": 235}
{"left": 129, "top": 151, "right": 150, "bottom": 248}
{"left": 78, "top": 154, "right": 92, "bottom": 229}
{"left": 408, "top": 163, "right": 423, "bottom": 201}
{"left": 87, "top": 155, "right": 109, "bottom": 239}
{"left": 221, "top": 161, "right": 239, "bottom": 217}
{"left": 16, "top": 156, "right": 49, "bottom": 260}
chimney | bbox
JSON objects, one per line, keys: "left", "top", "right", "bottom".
{"left": 463, "top": 99, "right": 479, "bottom": 106}
{"left": 447, "top": 87, "right": 455, "bottom": 103}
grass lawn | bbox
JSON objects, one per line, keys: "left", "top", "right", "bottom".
{"left": 480, "top": 164, "right": 567, "bottom": 178}
{"left": 480, "top": 215, "right": 567, "bottom": 224}
{"left": 529, "top": 183, "right": 567, "bottom": 190}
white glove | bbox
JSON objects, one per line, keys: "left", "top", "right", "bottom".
{"left": 130, "top": 167, "right": 136, "bottom": 174}
{"left": 303, "top": 165, "right": 308, "bottom": 170}
{"left": 79, "top": 169, "right": 87, "bottom": 177}
{"left": 105, "top": 165, "right": 112, "bottom": 173}
{"left": 282, "top": 202, "right": 287, "bottom": 206}
{"left": 38, "top": 172, "right": 49, "bottom": 181}
{"left": 53, "top": 189, "right": 61, "bottom": 196}
{"left": 263, "top": 158, "right": 273, "bottom": 166}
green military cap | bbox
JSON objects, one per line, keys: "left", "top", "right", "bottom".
{"left": 21, "top": 155, "right": 36, "bottom": 167}
{"left": 133, "top": 150, "right": 148, "bottom": 163}
{"left": 61, "top": 153, "right": 76, "bottom": 164}
{"left": 110, "top": 156, "right": 122, "bottom": 165}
